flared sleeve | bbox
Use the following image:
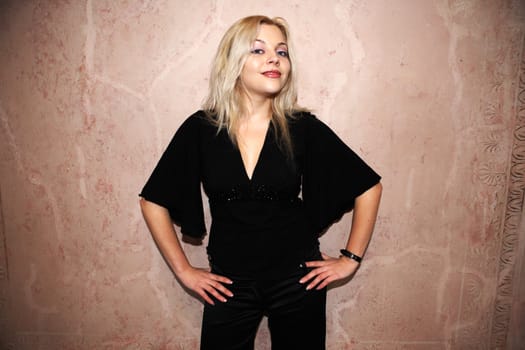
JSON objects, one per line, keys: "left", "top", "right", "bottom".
{"left": 301, "top": 113, "right": 381, "bottom": 235}
{"left": 140, "top": 114, "right": 206, "bottom": 238}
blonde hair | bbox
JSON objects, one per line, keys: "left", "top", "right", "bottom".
{"left": 203, "top": 15, "right": 305, "bottom": 156}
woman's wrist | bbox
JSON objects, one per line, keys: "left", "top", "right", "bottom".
{"left": 172, "top": 260, "right": 193, "bottom": 276}
{"left": 340, "top": 249, "right": 362, "bottom": 264}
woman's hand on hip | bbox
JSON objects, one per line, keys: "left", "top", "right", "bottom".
{"left": 176, "top": 266, "right": 233, "bottom": 305}
{"left": 299, "top": 252, "right": 359, "bottom": 290}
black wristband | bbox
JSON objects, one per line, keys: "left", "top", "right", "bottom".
{"left": 340, "top": 249, "right": 362, "bottom": 263}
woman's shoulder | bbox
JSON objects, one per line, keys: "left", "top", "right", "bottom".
{"left": 290, "top": 109, "right": 315, "bottom": 120}
{"left": 178, "top": 110, "right": 217, "bottom": 133}
{"left": 289, "top": 110, "right": 315, "bottom": 125}
{"left": 288, "top": 110, "right": 327, "bottom": 132}
{"left": 288, "top": 110, "right": 347, "bottom": 148}
{"left": 183, "top": 110, "right": 214, "bottom": 125}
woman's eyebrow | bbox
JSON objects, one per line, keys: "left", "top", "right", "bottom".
{"left": 254, "top": 39, "right": 288, "bottom": 47}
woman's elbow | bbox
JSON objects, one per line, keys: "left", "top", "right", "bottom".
{"left": 139, "top": 196, "right": 148, "bottom": 210}
{"left": 357, "top": 182, "right": 382, "bottom": 203}
{"left": 373, "top": 182, "right": 383, "bottom": 197}
{"left": 139, "top": 197, "right": 158, "bottom": 215}
{"left": 139, "top": 197, "right": 169, "bottom": 215}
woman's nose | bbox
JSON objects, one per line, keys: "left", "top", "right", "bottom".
{"left": 267, "top": 51, "right": 280, "bottom": 65}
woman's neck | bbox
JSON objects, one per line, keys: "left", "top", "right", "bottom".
{"left": 241, "top": 92, "right": 273, "bottom": 122}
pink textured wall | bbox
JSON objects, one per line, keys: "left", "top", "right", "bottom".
{"left": 1, "top": 1, "right": 524, "bottom": 349}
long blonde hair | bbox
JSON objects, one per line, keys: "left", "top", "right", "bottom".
{"left": 203, "top": 15, "right": 305, "bottom": 156}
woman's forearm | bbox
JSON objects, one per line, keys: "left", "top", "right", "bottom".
{"left": 345, "top": 182, "right": 382, "bottom": 257}
{"left": 139, "top": 198, "right": 191, "bottom": 275}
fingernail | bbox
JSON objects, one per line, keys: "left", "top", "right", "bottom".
{"left": 299, "top": 279, "right": 304, "bottom": 284}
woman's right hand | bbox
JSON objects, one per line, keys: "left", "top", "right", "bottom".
{"left": 139, "top": 200, "right": 234, "bottom": 306}
{"left": 176, "top": 266, "right": 234, "bottom": 305}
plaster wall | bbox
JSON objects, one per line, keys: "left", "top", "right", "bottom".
{"left": 0, "top": 1, "right": 524, "bottom": 349}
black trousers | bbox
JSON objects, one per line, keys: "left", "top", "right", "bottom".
{"left": 200, "top": 263, "right": 326, "bottom": 350}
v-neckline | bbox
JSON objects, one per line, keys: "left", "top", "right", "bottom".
{"left": 237, "top": 123, "right": 271, "bottom": 182}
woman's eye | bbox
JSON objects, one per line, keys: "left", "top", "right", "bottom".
{"left": 277, "top": 50, "right": 289, "bottom": 57}
{"left": 251, "top": 49, "right": 264, "bottom": 54}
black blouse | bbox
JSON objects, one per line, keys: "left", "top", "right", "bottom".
{"left": 140, "top": 110, "right": 380, "bottom": 278}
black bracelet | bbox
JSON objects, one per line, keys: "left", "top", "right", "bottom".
{"left": 340, "top": 249, "right": 362, "bottom": 263}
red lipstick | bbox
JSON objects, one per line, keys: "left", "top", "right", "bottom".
{"left": 262, "top": 70, "right": 281, "bottom": 78}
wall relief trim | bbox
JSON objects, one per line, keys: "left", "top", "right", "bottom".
{"left": 490, "top": 36, "right": 525, "bottom": 349}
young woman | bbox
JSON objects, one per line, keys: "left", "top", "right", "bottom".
{"left": 140, "top": 15, "right": 382, "bottom": 350}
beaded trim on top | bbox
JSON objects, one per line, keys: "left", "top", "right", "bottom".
{"left": 209, "top": 184, "right": 300, "bottom": 203}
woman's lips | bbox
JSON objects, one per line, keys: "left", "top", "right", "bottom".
{"left": 262, "top": 70, "right": 281, "bottom": 78}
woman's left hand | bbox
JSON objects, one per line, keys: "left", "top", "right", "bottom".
{"left": 299, "top": 252, "right": 360, "bottom": 290}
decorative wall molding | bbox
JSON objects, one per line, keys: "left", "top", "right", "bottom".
{"left": 490, "top": 35, "right": 525, "bottom": 349}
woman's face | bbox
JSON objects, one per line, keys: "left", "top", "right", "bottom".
{"left": 239, "top": 24, "right": 291, "bottom": 100}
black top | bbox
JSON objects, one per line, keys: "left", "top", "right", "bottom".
{"left": 140, "top": 110, "right": 381, "bottom": 278}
